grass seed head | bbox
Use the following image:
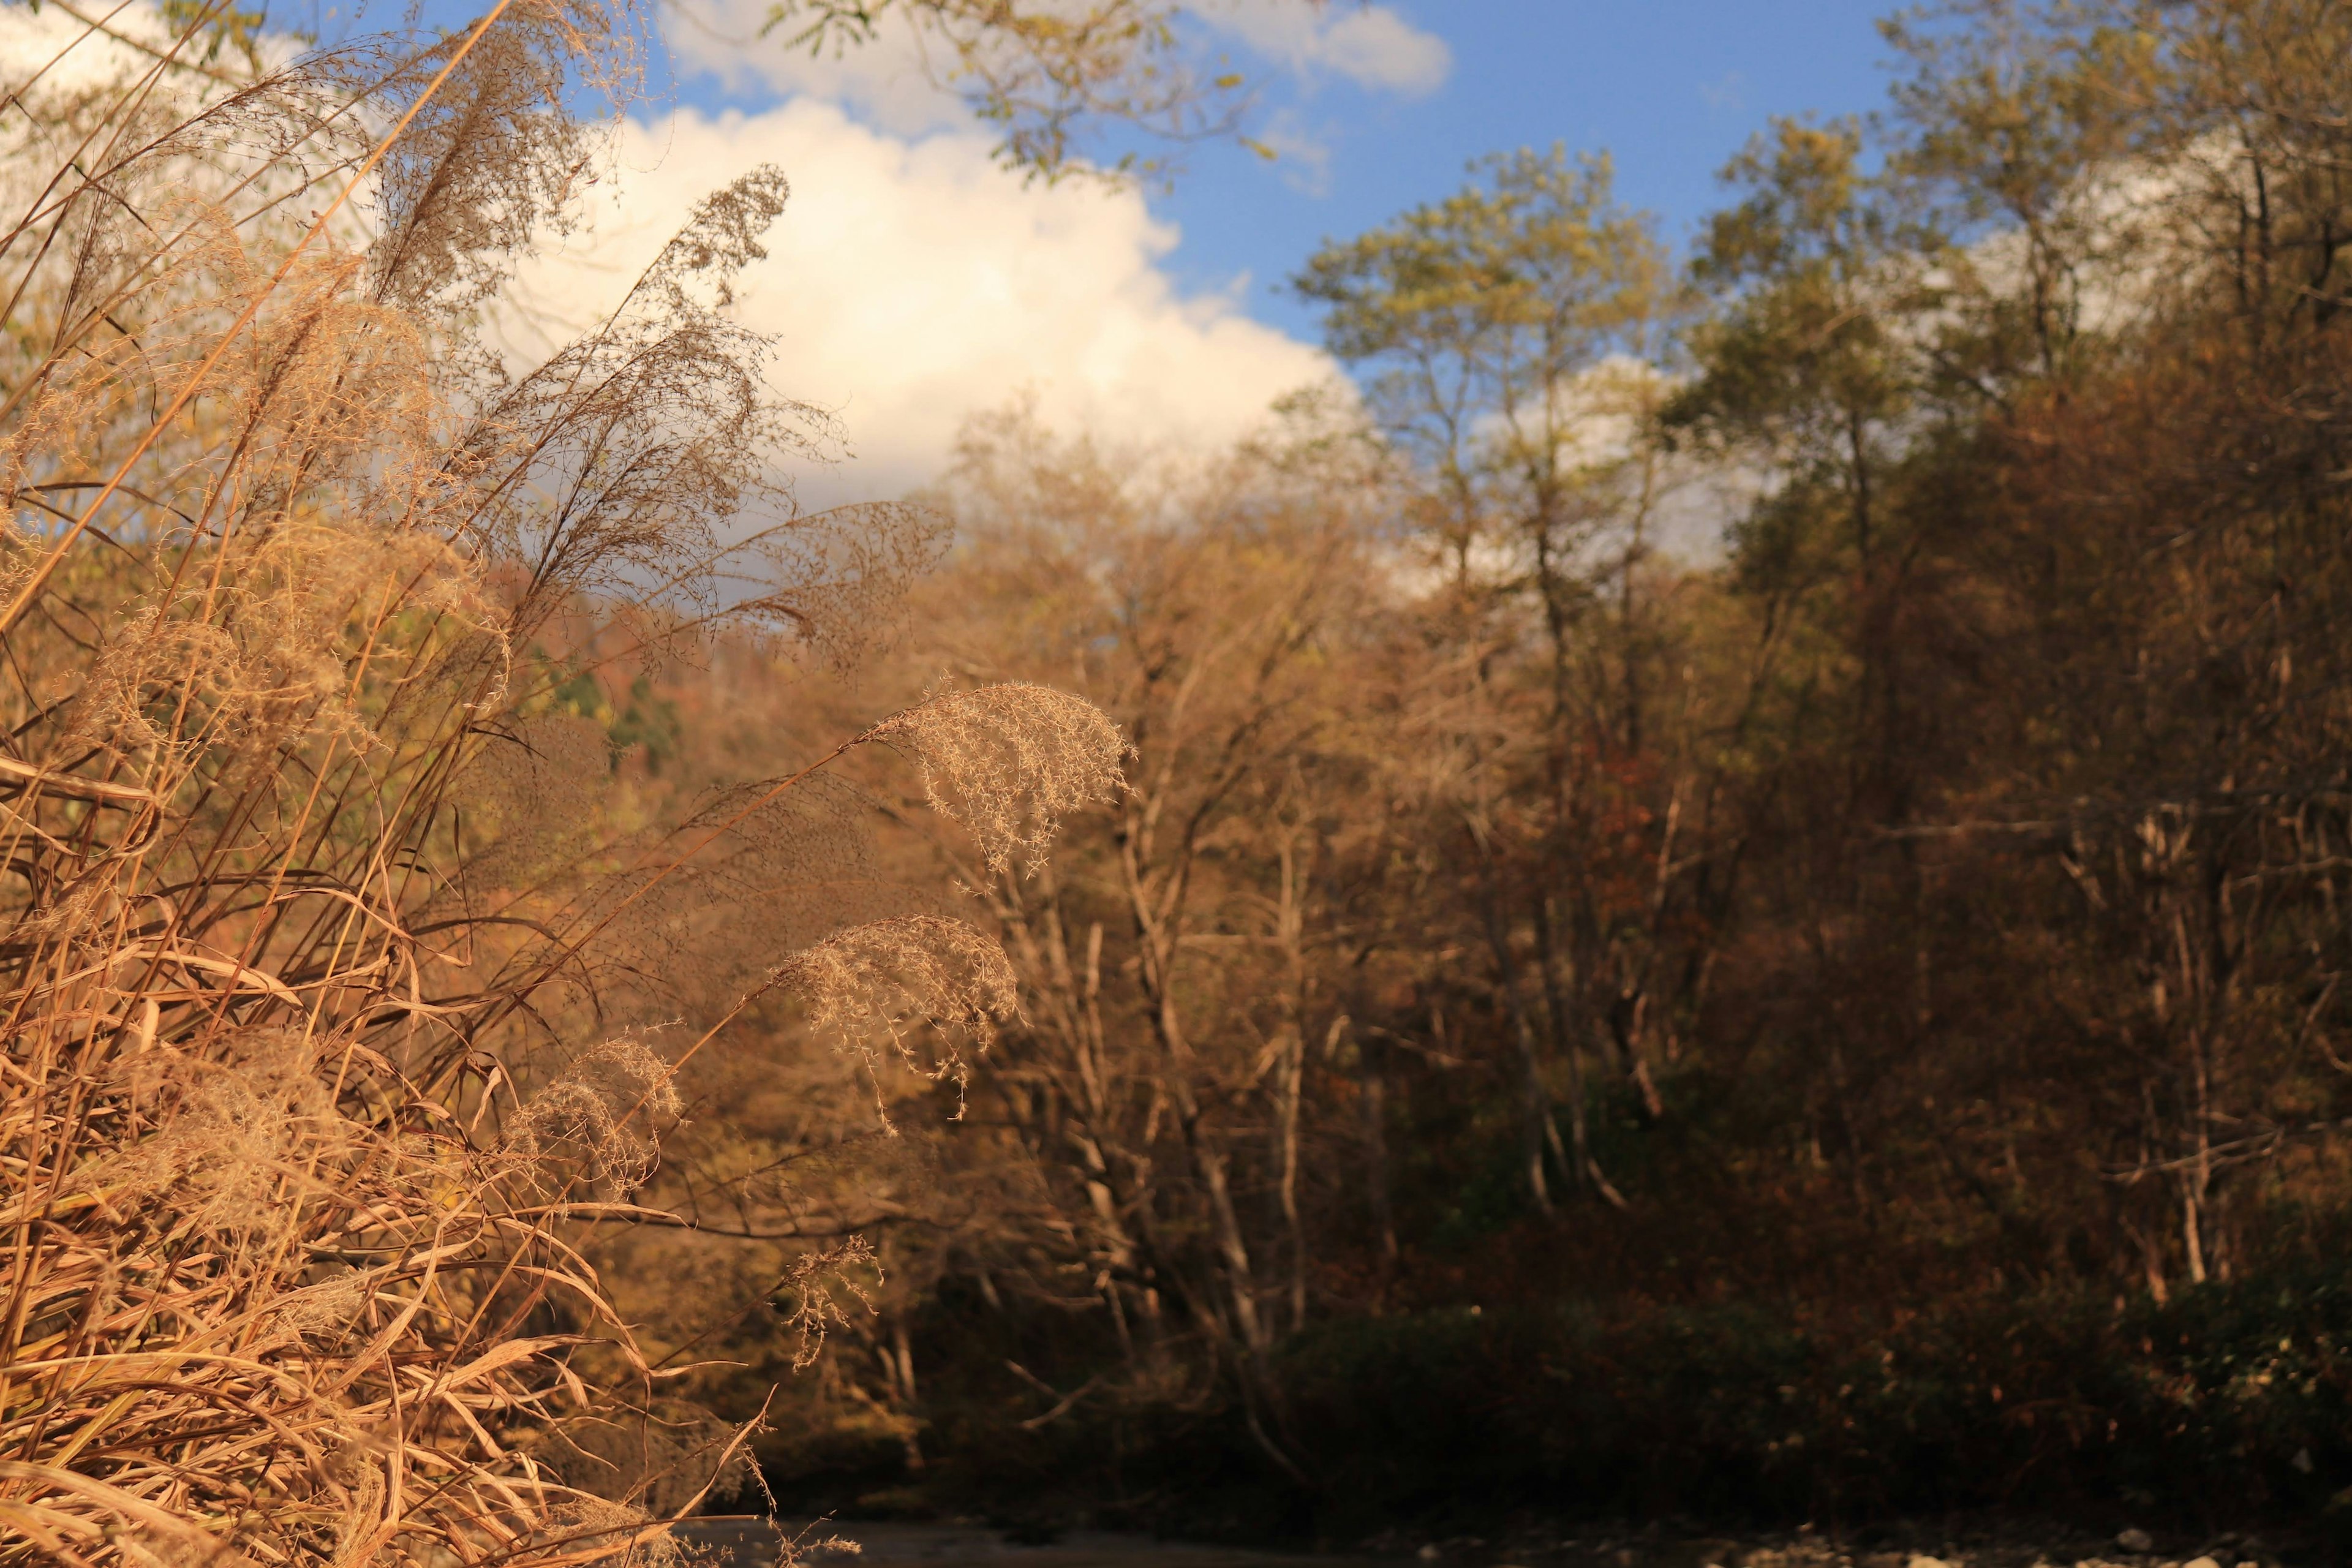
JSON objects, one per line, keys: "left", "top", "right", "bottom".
{"left": 873, "top": 681, "right": 1125, "bottom": 873}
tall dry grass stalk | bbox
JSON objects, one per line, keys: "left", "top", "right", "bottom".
{"left": 0, "top": 2, "right": 1121, "bottom": 1562}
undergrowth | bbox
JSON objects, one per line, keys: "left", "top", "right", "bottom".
{"left": 0, "top": 2, "right": 1119, "bottom": 1562}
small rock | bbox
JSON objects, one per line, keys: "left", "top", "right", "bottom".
{"left": 1909, "top": 1556, "right": 1952, "bottom": 1568}
{"left": 2119, "top": 1533, "right": 2155, "bottom": 1556}
{"left": 1417, "top": 1549, "right": 1442, "bottom": 1564}
{"left": 2184, "top": 1558, "right": 2221, "bottom": 1568}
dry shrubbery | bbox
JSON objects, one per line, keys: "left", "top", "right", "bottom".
{"left": 0, "top": 2, "right": 1118, "bottom": 1562}
{"left": 570, "top": 2, "right": 2352, "bottom": 1521}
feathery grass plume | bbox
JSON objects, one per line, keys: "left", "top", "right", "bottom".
{"left": 92, "top": 1028, "right": 357, "bottom": 1247}
{"left": 873, "top": 682, "right": 1126, "bottom": 872}
{"left": 508, "top": 1034, "right": 686, "bottom": 1196}
{"left": 771, "top": 914, "right": 1020, "bottom": 1110}
{"left": 270, "top": 1267, "right": 370, "bottom": 1343}
{"left": 536, "top": 766, "right": 956, "bottom": 1039}
{"left": 450, "top": 712, "right": 617, "bottom": 889}
{"left": 737, "top": 500, "right": 954, "bottom": 673}
{"left": 771, "top": 1236, "right": 880, "bottom": 1370}
{"left": 0, "top": 0, "right": 1118, "bottom": 1557}
{"left": 530, "top": 1498, "right": 684, "bottom": 1568}
{"left": 538, "top": 1396, "right": 761, "bottom": 1518}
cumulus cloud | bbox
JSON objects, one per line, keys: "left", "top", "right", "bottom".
{"left": 597, "top": 3, "right": 1452, "bottom": 498}
{"left": 663, "top": 0, "right": 1452, "bottom": 119}
{"left": 0, "top": 1, "right": 161, "bottom": 92}
{"left": 1254, "top": 107, "right": 1338, "bottom": 196}
{"left": 511, "top": 102, "right": 1335, "bottom": 507}
{"left": 662, "top": 0, "right": 965, "bottom": 137}
{"left": 1201, "top": 1, "right": 1451, "bottom": 97}
{"left": 0, "top": 1, "right": 288, "bottom": 99}
{"left": 1, "top": 0, "right": 1351, "bottom": 506}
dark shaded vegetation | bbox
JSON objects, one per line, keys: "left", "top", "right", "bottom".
{"left": 582, "top": 0, "right": 2352, "bottom": 1546}
{"left": 895, "top": 1276, "right": 2352, "bottom": 1540}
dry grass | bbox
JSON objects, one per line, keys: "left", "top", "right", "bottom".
{"left": 875, "top": 684, "right": 1127, "bottom": 875}
{"left": 0, "top": 3, "right": 1121, "bottom": 1562}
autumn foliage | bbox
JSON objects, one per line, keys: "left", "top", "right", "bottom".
{"left": 590, "top": 0, "right": 2352, "bottom": 1538}
{"left": 0, "top": 1, "right": 1119, "bottom": 1562}
{"left": 15, "top": 0, "right": 2352, "bottom": 1559}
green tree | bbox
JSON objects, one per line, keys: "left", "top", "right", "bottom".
{"left": 1296, "top": 149, "right": 1694, "bottom": 1214}
{"left": 1295, "top": 148, "right": 1674, "bottom": 590}
{"left": 1672, "top": 118, "right": 1911, "bottom": 567}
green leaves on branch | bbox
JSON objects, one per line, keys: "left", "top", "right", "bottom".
{"left": 1293, "top": 146, "right": 1678, "bottom": 581}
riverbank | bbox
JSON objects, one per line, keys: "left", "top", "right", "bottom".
{"left": 819, "top": 1275, "right": 2348, "bottom": 1553}
{"left": 679, "top": 1520, "right": 2331, "bottom": 1568}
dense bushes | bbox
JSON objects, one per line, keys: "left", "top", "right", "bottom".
{"left": 894, "top": 1277, "right": 2352, "bottom": 1540}
{"left": 1278, "top": 1283, "right": 2351, "bottom": 1529}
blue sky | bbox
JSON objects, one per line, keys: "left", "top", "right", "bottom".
{"left": 0, "top": 0, "right": 1928, "bottom": 507}
{"left": 647, "top": 1, "right": 1910, "bottom": 344}
{"left": 424, "top": 1, "right": 1923, "bottom": 501}
{"left": 1142, "top": 0, "right": 1904, "bottom": 339}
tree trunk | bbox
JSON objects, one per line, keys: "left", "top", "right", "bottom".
{"left": 1358, "top": 1028, "right": 1398, "bottom": 1270}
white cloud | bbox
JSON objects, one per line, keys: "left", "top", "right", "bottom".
{"left": 513, "top": 101, "right": 1334, "bottom": 507}
{"left": 0, "top": 0, "right": 295, "bottom": 102}
{"left": 0, "top": 1, "right": 161, "bottom": 94}
{"left": 662, "top": 0, "right": 965, "bottom": 137}
{"left": 663, "top": 0, "right": 1452, "bottom": 111}
{"left": 1, "top": 2, "right": 1343, "bottom": 506}
{"left": 1203, "top": 1, "right": 1451, "bottom": 97}
{"left": 1254, "top": 107, "right": 1336, "bottom": 196}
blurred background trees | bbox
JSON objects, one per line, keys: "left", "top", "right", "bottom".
{"left": 18, "top": 0, "right": 2352, "bottom": 1555}
{"left": 582, "top": 0, "right": 2352, "bottom": 1537}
